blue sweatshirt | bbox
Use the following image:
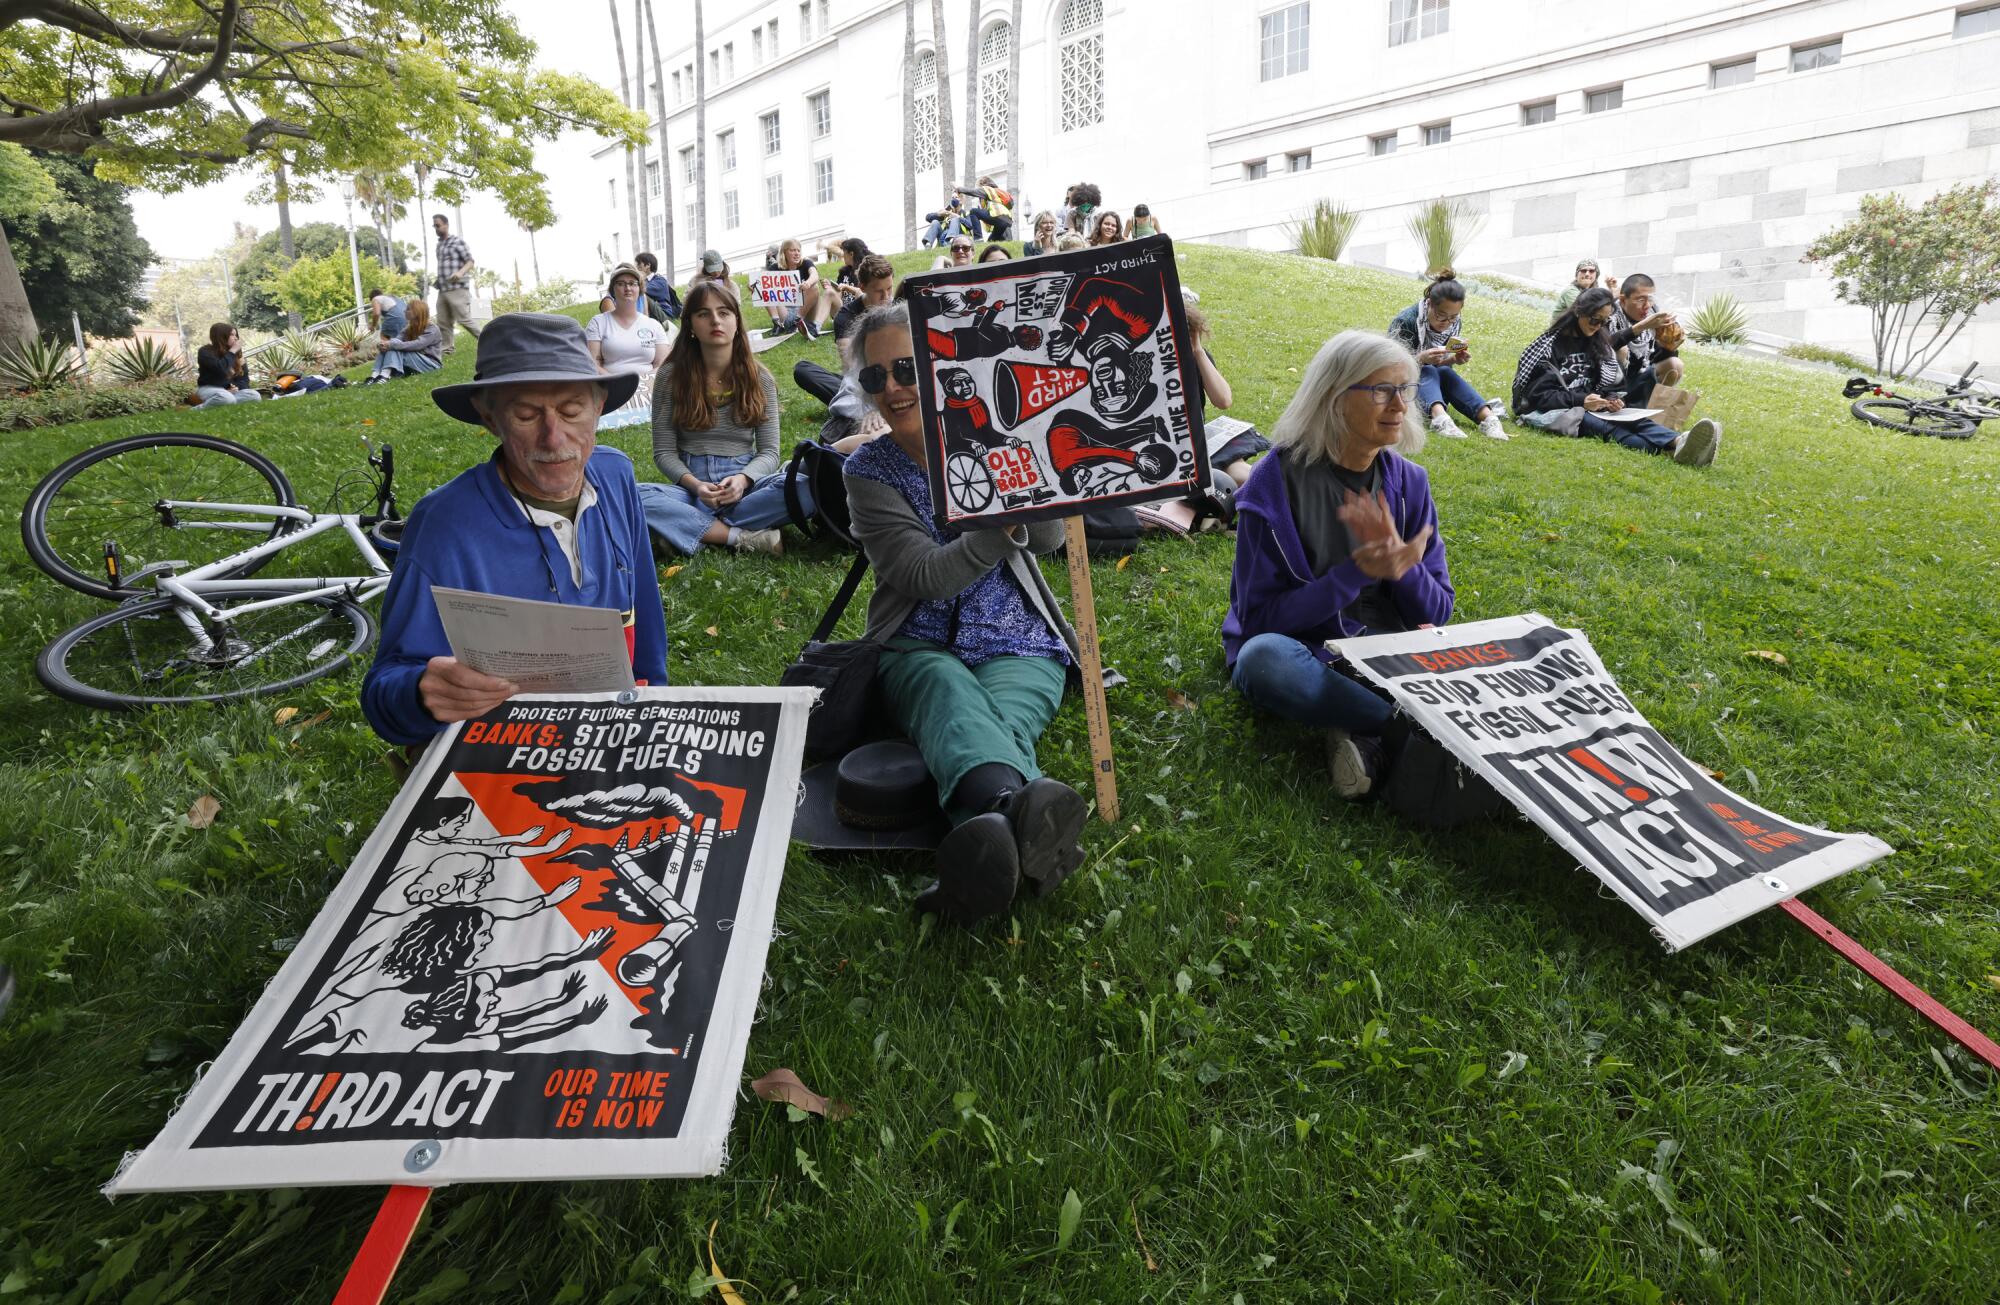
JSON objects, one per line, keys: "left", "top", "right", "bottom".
{"left": 1221, "top": 447, "right": 1454, "bottom": 668}
{"left": 362, "top": 446, "right": 669, "bottom": 745}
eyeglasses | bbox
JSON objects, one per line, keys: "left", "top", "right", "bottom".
{"left": 1348, "top": 383, "right": 1419, "bottom": 406}
{"left": 1585, "top": 312, "right": 1614, "bottom": 327}
{"left": 858, "top": 356, "right": 918, "bottom": 394}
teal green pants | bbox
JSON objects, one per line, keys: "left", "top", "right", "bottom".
{"left": 877, "top": 639, "right": 1067, "bottom": 824}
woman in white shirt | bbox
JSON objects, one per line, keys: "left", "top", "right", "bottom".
{"left": 585, "top": 264, "right": 672, "bottom": 380}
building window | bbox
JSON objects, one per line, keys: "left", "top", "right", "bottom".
{"left": 1585, "top": 84, "right": 1623, "bottom": 113}
{"left": 814, "top": 158, "right": 835, "bottom": 205}
{"left": 809, "top": 90, "right": 832, "bottom": 138}
{"left": 724, "top": 189, "right": 740, "bottom": 229}
{"left": 1423, "top": 120, "right": 1451, "bottom": 145}
{"left": 1259, "top": 3, "right": 1310, "bottom": 81}
{"left": 652, "top": 213, "right": 664, "bottom": 245}
{"left": 980, "top": 21, "right": 1012, "bottom": 156}
{"left": 766, "top": 174, "right": 784, "bottom": 218}
{"left": 724, "top": 43, "right": 735, "bottom": 79}
{"left": 913, "top": 49, "right": 940, "bottom": 170}
{"left": 684, "top": 62, "right": 694, "bottom": 95}
{"left": 608, "top": 178, "right": 617, "bottom": 210}
{"left": 1244, "top": 159, "right": 1268, "bottom": 181}
{"left": 1955, "top": 4, "right": 2000, "bottom": 37}
{"left": 768, "top": 19, "right": 780, "bottom": 56}
{"left": 1287, "top": 150, "right": 1312, "bottom": 172}
{"left": 818, "top": 0, "right": 828, "bottom": 30}
{"left": 800, "top": 0, "right": 812, "bottom": 41}
{"left": 679, "top": 146, "right": 694, "bottom": 186}
{"left": 1388, "top": 0, "right": 1448, "bottom": 46}
{"left": 1521, "top": 98, "right": 1555, "bottom": 125}
{"left": 753, "top": 28, "right": 764, "bottom": 63}
{"left": 719, "top": 129, "right": 736, "bottom": 171}
{"left": 647, "top": 160, "right": 661, "bottom": 197}
{"left": 1710, "top": 57, "right": 1755, "bottom": 88}
{"left": 1369, "top": 131, "right": 1398, "bottom": 155}
{"left": 1058, "top": 0, "right": 1105, "bottom": 132}
{"left": 762, "top": 110, "right": 782, "bottom": 156}
{"left": 1791, "top": 37, "right": 1841, "bottom": 71}
{"left": 684, "top": 203, "right": 696, "bottom": 235}
{"left": 672, "top": 70, "right": 683, "bottom": 103}
{"left": 708, "top": 49, "right": 719, "bottom": 82}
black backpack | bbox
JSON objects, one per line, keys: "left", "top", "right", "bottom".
{"left": 784, "top": 439, "right": 860, "bottom": 549}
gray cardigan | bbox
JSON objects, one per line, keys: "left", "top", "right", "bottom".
{"left": 650, "top": 368, "right": 782, "bottom": 485}
{"left": 842, "top": 469, "right": 1081, "bottom": 666}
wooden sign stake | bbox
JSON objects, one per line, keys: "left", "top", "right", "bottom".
{"left": 1062, "top": 517, "right": 1119, "bottom": 824}
{"left": 332, "top": 1186, "right": 433, "bottom": 1305}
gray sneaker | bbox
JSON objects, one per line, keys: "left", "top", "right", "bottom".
{"left": 1327, "top": 729, "right": 1384, "bottom": 800}
{"left": 1673, "top": 418, "right": 1722, "bottom": 467}
{"left": 732, "top": 528, "right": 784, "bottom": 556}
{"left": 1428, "top": 410, "right": 1467, "bottom": 439}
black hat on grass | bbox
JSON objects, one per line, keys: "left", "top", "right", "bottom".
{"left": 793, "top": 740, "right": 949, "bottom": 852}
{"left": 431, "top": 312, "right": 640, "bottom": 425}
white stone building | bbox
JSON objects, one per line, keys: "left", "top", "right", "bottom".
{"left": 602, "top": 0, "right": 2000, "bottom": 366}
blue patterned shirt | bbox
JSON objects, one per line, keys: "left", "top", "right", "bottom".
{"left": 844, "top": 438, "right": 1070, "bottom": 668}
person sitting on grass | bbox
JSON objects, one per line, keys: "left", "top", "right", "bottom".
{"left": 1090, "top": 210, "right": 1124, "bottom": 247}
{"left": 360, "top": 313, "right": 667, "bottom": 747}
{"left": 1223, "top": 331, "right": 1452, "bottom": 799}
{"left": 1555, "top": 257, "right": 1610, "bottom": 311}
{"left": 953, "top": 177, "right": 1015, "bottom": 241}
{"left": 931, "top": 233, "right": 977, "bottom": 271}
{"left": 1606, "top": 272, "right": 1685, "bottom": 405}
{"left": 833, "top": 237, "right": 872, "bottom": 286}
{"left": 688, "top": 248, "right": 731, "bottom": 296}
{"left": 1126, "top": 204, "right": 1163, "bottom": 239}
{"left": 795, "top": 253, "right": 896, "bottom": 407}
{"left": 636, "top": 280, "right": 799, "bottom": 557}
{"left": 634, "top": 251, "right": 681, "bottom": 322}
{"left": 585, "top": 263, "right": 672, "bottom": 382}
{"left": 195, "top": 322, "right": 262, "bottom": 406}
{"left": 841, "top": 302, "right": 1088, "bottom": 924}
{"left": 766, "top": 238, "right": 831, "bottom": 340}
{"left": 1387, "top": 271, "right": 1508, "bottom": 440}
{"left": 1023, "top": 211, "right": 1059, "bottom": 257}
{"left": 1511, "top": 287, "right": 1720, "bottom": 467}
{"left": 369, "top": 299, "right": 444, "bottom": 383}
{"left": 978, "top": 244, "right": 1013, "bottom": 264}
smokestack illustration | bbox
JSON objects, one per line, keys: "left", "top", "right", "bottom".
{"left": 662, "top": 774, "right": 729, "bottom": 911}
{"left": 994, "top": 360, "right": 1089, "bottom": 429}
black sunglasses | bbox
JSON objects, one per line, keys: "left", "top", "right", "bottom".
{"left": 858, "top": 356, "right": 918, "bottom": 394}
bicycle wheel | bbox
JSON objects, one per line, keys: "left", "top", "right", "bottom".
{"left": 23, "top": 433, "right": 297, "bottom": 601}
{"left": 37, "top": 588, "right": 374, "bottom": 711}
{"left": 1849, "top": 399, "right": 1977, "bottom": 440}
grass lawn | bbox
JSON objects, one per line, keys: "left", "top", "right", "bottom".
{"left": 1, "top": 244, "right": 1996, "bottom": 1303}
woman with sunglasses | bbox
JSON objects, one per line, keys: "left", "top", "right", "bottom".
{"left": 1223, "top": 331, "right": 1454, "bottom": 800}
{"left": 1512, "top": 287, "right": 1719, "bottom": 465}
{"left": 636, "top": 280, "right": 799, "bottom": 556}
{"left": 839, "top": 303, "right": 1088, "bottom": 925}
{"left": 1555, "top": 258, "right": 1608, "bottom": 311}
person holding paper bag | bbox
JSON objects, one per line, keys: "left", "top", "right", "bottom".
{"left": 361, "top": 313, "right": 668, "bottom": 747}
{"left": 1605, "top": 272, "right": 1687, "bottom": 404}
{"left": 1511, "top": 288, "right": 1721, "bottom": 467}
{"left": 1223, "top": 331, "right": 1453, "bottom": 800}
{"left": 841, "top": 303, "right": 1088, "bottom": 925}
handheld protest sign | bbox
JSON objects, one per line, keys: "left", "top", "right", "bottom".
{"left": 903, "top": 234, "right": 1210, "bottom": 532}
{"left": 107, "top": 687, "right": 813, "bottom": 1193}
{"left": 749, "top": 269, "right": 802, "bottom": 311}
{"left": 1333, "top": 615, "right": 1892, "bottom": 951}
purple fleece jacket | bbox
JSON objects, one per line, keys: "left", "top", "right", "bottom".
{"left": 1221, "top": 447, "right": 1454, "bottom": 668}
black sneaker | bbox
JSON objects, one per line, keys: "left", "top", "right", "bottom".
{"left": 802, "top": 319, "right": 821, "bottom": 341}
{"left": 997, "top": 778, "right": 1088, "bottom": 898}
{"left": 1327, "top": 729, "right": 1385, "bottom": 800}
{"left": 914, "top": 813, "right": 1019, "bottom": 923}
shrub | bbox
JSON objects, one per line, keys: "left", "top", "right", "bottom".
{"left": 97, "top": 337, "right": 190, "bottom": 384}
{"left": 1405, "top": 197, "right": 1486, "bottom": 276}
{"left": 1288, "top": 201, "right": 1360, "bottom": 263}
{"left": 1689, "top": 294, "right": 1750, "bottom": 344}
{"left": 494, "top": 279, "right": 582, "bottom": 315}
{"left": 0, "top": 336, "right": 85, "bottom": 393}
{"left": 1779, "top": 342, "right": 1873, "bottom": 372}
{"left": 320, "top": 319, "right": 377, "bottom": 367}
{"left": 0, "top": 378, "right": 190, "bottom": 432}
{"left": 255, "top": 329, "right": 328, "bottom": 384}
{"left": 258, "top": 250, "right": 421, "bottom": 328}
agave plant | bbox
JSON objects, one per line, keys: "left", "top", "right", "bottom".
{"left": 98, "top": 336, "right": 190, "bottom": 384}
{"left": 0, "top": 336, "right": 85, "bottom": 393}
{"left": 320, "top": 319, "right": 374, "bottom": 364}
{"left": 1405, "top": 196, "right": 1487, "bottom": 277}
{"left": 1689, "top": 293, "right": 1751, "bottom": 344}
{"left": 1288, "top": 200, "right": 1361, "bottom": 262}
{"left": 256, "top": 329, "right": 327, "bottom": 383}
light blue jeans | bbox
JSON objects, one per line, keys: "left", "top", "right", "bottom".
{"left": 635, "top": 452, "right": 809, "bottom": 556}
{"left": 196, "top": 386, "right": 262, "bottom": 408}
{"left": 373, "top": 349, "right": 441, "bottom": 378}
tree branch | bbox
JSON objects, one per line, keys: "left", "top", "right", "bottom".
{"left": 0, "top": 0, "right": 240, "bottom": 149}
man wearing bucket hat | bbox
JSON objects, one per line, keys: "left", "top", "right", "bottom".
{"left": 360, "top": 313, "right": 669, "bottom": 746}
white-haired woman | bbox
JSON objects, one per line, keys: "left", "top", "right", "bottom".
{"left": 1223, "top": 330, "right": 1455, "bottom": 798}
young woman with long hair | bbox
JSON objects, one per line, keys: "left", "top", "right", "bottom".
{"left": 370, "top": 297, "right": 444, "bottom": 381}
{"left": 195, "top": 322, "right": 261, "bottom": 406}
{"left": 1090, "top": 210, "right": 1124, "bottom": 246}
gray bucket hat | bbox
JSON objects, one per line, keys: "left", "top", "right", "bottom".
{"left": 431, "top": 312, "right": 640, "bottom": 425}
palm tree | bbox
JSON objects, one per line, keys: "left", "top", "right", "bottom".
{"left": 902, "top": 0, "right": 917, "bottom": 248}
{"left": 693, "top": 0, "right": 708, "bottom": 253}
{"left": 963, "top": 0, "right": 980, "bottom": 189}
{"left": 519, "top": 220, "right": 542, "bottom": 284}
{"left": 1006, "top": 0, "right": 1022, "bottom": 207}
{"left": 630, "top": 0, "right": 652, "bottom": 252}
{"left": 929, "top": 0, "right": 955, "bottom": 207}
{"left": 609, "top": 0, "right": 640, "bottom": 259}
{"left": 272, "top": 156, "right": 302, "bottom": 329}
{"left": 642, "top": 0, "right": 676, "bottom": 277}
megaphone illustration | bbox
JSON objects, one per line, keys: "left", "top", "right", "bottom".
{"left": 994, "top": 360, "right": 1090, "bottom": 429}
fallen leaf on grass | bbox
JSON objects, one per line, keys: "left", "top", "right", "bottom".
{"left": 1744, "top": 649, "right": 1789, "bottom": 666}
{"left": 272, "top": 706, "right": 299, "bottom": 725}
{"left": 1541, "top": 532, "right": 1564, "bottom": 543}
{"left": 1055, "top": 1188, "right": 1083, "bottom": 1253}
{"left": 186, "top": 795, "right": 221, "bottom": 828}
{"left": 1702, "top": 767, "right": 1727, "bottom": 781}
{"left": 704, "top": 625, "right": 720, "bottom": 637}
{"left": 303, "top": 710, "right": 332, "bottom": 728}
{"left": 706, "top": 1222, "right": 747, "bottom": 1305}
{"left": 1165, "top": 689, "right": 1195, "bottom": 712}
{"left": 750, "top": 1068, "right": 853, "bottom": 1120}
{"left": 1624, "top": 524, "right": 1640, "bottom": 535}
{"left": 1128, "top": 1197, "right": 1158, "bottom": 1272}
{"left": 662, "top": 564, "right": 683, "bottom": 579}
{"left": 360, "top": 419, "right": 375, "bottom": 427}
{"left": 1115, "top": 555, "right": 1130, "bottom": 571}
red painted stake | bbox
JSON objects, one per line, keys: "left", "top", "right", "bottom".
{"left": 1781, "top": 897, "right": 2000, "bottom": 1073}
{"left": 332, "top": 1186, "right": 433, "bottom": 1305}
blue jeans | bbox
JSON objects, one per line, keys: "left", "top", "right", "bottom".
{"left": 1230, "top": 633, "right": 1393, "bottom": 734}
{"left": 635, "top": 452, "right": 810, "bottom": 555}
{"left": 1418, "top": 364, "right": 1491, "bottom": 421}
{"left": 373, "top": 350, "right": 440, "bottom": 378}
{"left": 196, "top": 386, "right": 261, "bottom": 408}
{"left": 1578, "top": 410, "right": 1677, "bottom": 454}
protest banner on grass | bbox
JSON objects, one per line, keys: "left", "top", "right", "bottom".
{"left": 1333, "top": 615, "right": 1892, "bottom": 951}
{"left": 903, "top": 233, "right": 1210, "bottom": 531}
{"left": 108, "top": 687, "right": 812, "bottom": 1192}
{"left": 749, "top": 269, "right": 801, "bottom": 310}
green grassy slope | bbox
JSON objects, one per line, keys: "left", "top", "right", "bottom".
{"left": 0, "top": 246, "right": 1995, "bottom": 1303}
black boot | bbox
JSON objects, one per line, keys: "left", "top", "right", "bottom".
{"left": 914, "top": 813, "right": 1019, "bottom": 923}
{"left": 996, "top": 778, "right": 1088, "bottom": 898}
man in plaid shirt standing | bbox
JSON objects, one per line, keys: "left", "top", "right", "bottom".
{"left": 431, "top": 213, "right": 481, "bottom": 353}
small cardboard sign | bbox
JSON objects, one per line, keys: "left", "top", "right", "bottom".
{"left": 749, "top": 270, "right": 801, "bottom": 309}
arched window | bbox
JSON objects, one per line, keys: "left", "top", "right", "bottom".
{"left": 979, "top": 21, "right": 1011, "bottom": 157}
{"left": 1057, "top": 0, "right": 1103, "bottom": 132}
{"left": 913, "top": 49, "right": 940, "bottom": 171}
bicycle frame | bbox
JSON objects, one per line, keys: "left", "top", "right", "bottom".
{"left": 141, "top": 500, "right": 392, "bottom": 623}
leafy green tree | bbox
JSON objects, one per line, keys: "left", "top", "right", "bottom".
{"left": 0, "top": 0, "right": 645, "bottom": 340}
{"left": 0, "top": 143, "right": 58, "bottom": 345}
{"left": 1805, "top": 181, "right": 2000, "bottom": 379}
{"left": 0, "top": 150, "right": 153, "bottom": 339}
{"left": 260, "top": 251, "right": 418, "bottom": 327}
{"left": 228, "top": 222, "right": 351, "bottom": 330}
